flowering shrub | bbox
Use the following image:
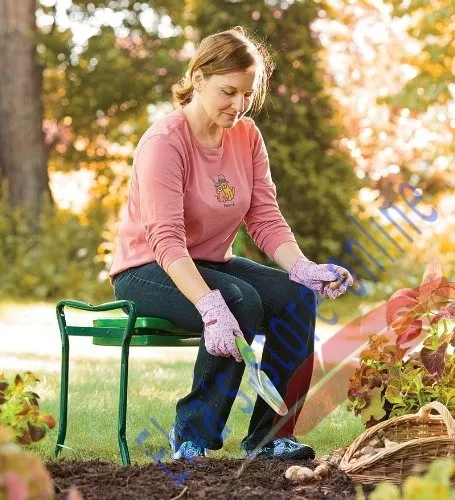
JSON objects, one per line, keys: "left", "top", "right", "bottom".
{"left": 0, "top": 372, "right": 56, "bottom": 445}
{"left": 0, "top": 425, "right": 83, "bottom": 499}
{"left": 347, "top": 258, "right": 455, "bottom": 427}
{"left": 0, "top": 425, "right": 54, "bottom": 499}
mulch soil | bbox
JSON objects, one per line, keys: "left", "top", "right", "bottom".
{"left": 47, "top": 458, "right": 375, "bottom": 499}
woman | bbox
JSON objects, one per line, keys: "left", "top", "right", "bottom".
{"left": 110, "top": 26, "right": 353, "bottom": 460}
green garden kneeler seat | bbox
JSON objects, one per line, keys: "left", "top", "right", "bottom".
{"left": 55, "top": 299, "right": 201, "bottom": 466}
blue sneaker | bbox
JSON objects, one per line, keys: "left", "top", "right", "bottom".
{"left": 244, "top": 438, "right": 315, "bottom": 460}
{"left": 169, "top": 425, "right": 208, "bottom": 460}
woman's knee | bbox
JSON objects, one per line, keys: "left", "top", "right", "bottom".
{"left": 219, "top": 282, "right": 264, "bottom": 335}
{"left": 297, "top": 284, "right": 319, "bottom": 316}
{"left": 269, "top": 275, "right": 318, "bottom": 315}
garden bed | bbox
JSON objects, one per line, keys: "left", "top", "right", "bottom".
{"left": 47, "top": 458, "right": 368, "bottom": 499}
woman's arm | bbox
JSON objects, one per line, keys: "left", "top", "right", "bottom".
{"left": 167, "top": 256, "right": 212, "bottom": 304}
{"left": 273, "top": 241, "right": 308, "bottom": 272}
{"left": 243, "top": 122, "right": 298, "bottom": 258}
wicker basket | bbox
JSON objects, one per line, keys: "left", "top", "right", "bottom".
{"left": 339, "top": 401, "right": 455, "bottom": 485}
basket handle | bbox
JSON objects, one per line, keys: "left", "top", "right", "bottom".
{"left": 417, "top": 401, "right": 455, "bottom": 437}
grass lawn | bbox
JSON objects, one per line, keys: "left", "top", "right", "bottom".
{"left": 0, "top": 293, "right": 372, "bottom": 465}
{"left": 20, "top": 356, "right": 364, "bottom": 464}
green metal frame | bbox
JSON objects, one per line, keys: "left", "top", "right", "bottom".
{"left": 55, "top": 299, "right": 200, "bottom": 465}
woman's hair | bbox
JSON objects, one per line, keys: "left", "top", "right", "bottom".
{"left": 172, "top": 26, "right": 274, "bottom": 115}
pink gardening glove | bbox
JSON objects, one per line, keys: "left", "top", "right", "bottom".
{"left": 195, "top": 289, "right": 245, "bottom": 362}
{"left": 289, "top": 258, "right": 353, "bottom": 300}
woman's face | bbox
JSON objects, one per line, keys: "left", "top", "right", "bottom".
{"left": 195, "top": 68, "right": 259, "bottom": 127}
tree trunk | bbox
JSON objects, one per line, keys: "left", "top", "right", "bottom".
{"left": 0, "top": 0, "right": 51, "bottom": 213}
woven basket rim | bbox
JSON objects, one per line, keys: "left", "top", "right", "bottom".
{"left": 339, "top": 435, "right": 455, "bottom": 473}
{"left": 340, "top": 402, "right": 455, "bottom": 472}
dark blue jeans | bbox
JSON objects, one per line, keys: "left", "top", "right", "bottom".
{"left": 113, "top": 256, "right": 317, "bottom": 451}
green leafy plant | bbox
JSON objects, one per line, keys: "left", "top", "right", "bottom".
{"left": 355, "top": 457, "right": 455, "bottom": 499}
{"left": 0, "top": 372, "right": 56, "bottom": 445}
{"left": 347, "top": 257, "right": 455, "bottom": 427}
{"left": 0, "top": 184, "right": 112, "bottom": 302}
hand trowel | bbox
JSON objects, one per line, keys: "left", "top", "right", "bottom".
{"left": 235, "top": 336, "right": 288, "bottom": 416}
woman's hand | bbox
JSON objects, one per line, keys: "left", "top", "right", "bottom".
{"left": 289, "top": 258, "right": 353, "bottom": 300}
{"left": 195, "top": 289, "right": 245, "bottom": 362}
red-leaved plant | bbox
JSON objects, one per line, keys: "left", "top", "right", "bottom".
{"left": 0, "top": 371, "right": 56, "bottom": 444}
{"left": 347, "top": 257, "right": 455, "bottom": 427}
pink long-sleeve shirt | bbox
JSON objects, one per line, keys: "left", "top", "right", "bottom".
{"left": 109, "top": 107, "right": 296, "bottom": 279}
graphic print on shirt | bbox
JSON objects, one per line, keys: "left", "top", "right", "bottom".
{"left": 213, "top": 174, "right": 236, "bottom": 208}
